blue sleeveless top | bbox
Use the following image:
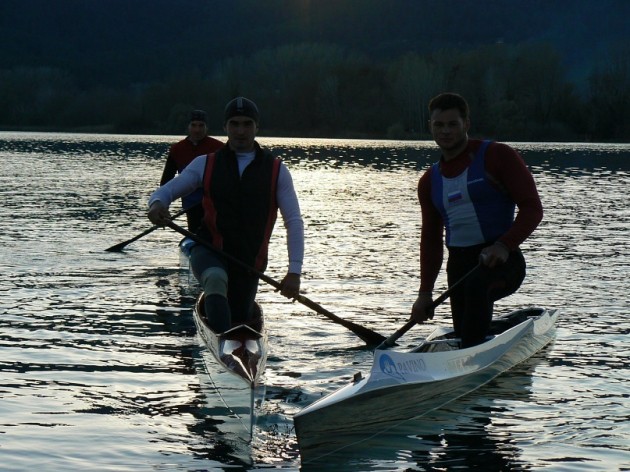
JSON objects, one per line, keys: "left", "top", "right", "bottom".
{"left": 430, "top": 140, "right": 515, "bottom": 247}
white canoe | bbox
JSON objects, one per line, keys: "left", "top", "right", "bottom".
{"left": 193, "top": 293, "right": 268, "bottom": 440}
{"left": 182, "top": 236, "right": 269, "bottom": 440}
{"left": 193, "top": 293, "right": 268, "bottom": 387}
{"left": 182, "top": 237, "right": 267, "bottom": 384}
{"left": 294, "top": 307, "right": 558, "bottom": 452}
{"left": 182, "top": 237, "right": 268, "bottom": 387}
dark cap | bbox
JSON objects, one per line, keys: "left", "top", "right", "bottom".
{"left": 190, "top": 110, "right": 207, "bottom": 123}
{"left": 224, "top": 97, "right": 259, "bottom": 123}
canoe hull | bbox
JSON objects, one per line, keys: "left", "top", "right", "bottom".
{"left": 294, "top": 307, "right": 558, "bottom": 451}
{"left": 193, "top": 293, "right": 268, "bottom": 441}
{"left": 193, "top": 293, "right": 268, "bottom": 387}
{"left": 181, "top": 239, "right": 268, "bottom": 441}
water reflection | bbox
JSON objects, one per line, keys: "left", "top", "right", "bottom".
{"left": 0, "top": 133, "right": 628, "bottom": 471}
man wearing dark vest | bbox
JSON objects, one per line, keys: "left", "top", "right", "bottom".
{"left": 410, "top": 93, "right": 543, "bottom": 347}
{"left": 160, "top": 109, "right": 223, "bottom": 231}
{"left": 148, "top": 97, "right": 304, "bottom": 332}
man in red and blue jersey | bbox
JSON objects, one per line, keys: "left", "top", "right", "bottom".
{"left": 411, "top": 93, "right": 543, "bottom": 347}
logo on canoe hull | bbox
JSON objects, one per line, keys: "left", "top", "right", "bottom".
{"left": 379, "top": 353, "right": 426, "bottom": 381}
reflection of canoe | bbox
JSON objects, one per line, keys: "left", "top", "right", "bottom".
{"left": 294, "top": 307, "right": 558, "bottom": 453}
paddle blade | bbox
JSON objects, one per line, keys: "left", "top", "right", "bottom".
{"left": 295, "top": 294, "right": 386, "bottom": 347}
{"left": 105, "top": 225, "right": 157, "bottom": 252}
{"left": 105, "top": 206, "right": 193, "bottom": 252}
{"left": 352, "top": 325, "right": 387, "bottom": 347}
{"left": 105, "top": 241, "right": 129, "bottom": 252}
{"left": 375, "top": 319, "right": 415, "bottom": 350}
{"left": 166, "top": 221, "right": 388, "bottom": 347}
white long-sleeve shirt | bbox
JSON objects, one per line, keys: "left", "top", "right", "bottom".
{"left": 149, "top": 151, "right": 304, "bottom": 274}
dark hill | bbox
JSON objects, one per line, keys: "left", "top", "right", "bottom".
{"left": 1, "top": 0, "right": 627, "bottom": 88}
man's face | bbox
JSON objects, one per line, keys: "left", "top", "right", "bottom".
{"left": 225, "top": 116, "right": 258, "bottom": 152}
{"left": 429, "top": 108, "right": 469, "bottom": 155}
{"left": 188, "top": 121, "right": 207, "bottom": 142}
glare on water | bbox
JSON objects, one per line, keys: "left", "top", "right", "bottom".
{"left": 0, "top": 132, "right": 628, "bottom": 471}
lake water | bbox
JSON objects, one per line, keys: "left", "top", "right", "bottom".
{"left": 0, "top": 132, "right": 628, "bottom": 471}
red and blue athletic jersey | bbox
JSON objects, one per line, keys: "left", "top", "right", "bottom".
{"left": 430, "top": 140, "right": 515, "bottom": 247}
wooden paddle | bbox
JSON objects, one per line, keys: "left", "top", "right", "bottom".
{"left": 166, "top": 221, "right": 387, "bottom": 346}
{"left": 105, "top": 206, "right": 193, "bottom": 252}
{"left": 375, "top": 263, "right": 482, "bottom": 350}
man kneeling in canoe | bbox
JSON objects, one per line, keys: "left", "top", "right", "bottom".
{"left": 148, "top": 97, "right": 304, "bottom": 333}
{"left": 411, "top": 93, "right": 543, "bottom": 348}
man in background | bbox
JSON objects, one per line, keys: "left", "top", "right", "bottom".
{"left": 160, "top": 109, "right": 223, "bottom": 231}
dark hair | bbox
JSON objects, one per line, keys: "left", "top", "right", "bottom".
{"left": 428, "top": 93, "right": 470, "bottom": 120}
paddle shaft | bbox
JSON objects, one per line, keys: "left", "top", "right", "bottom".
{"left": 376, "top": 263, "right": 482, "bottom": 349}
{"left": 105, "top": 206, "right": 192, "bottom": 252}
{"left": 166, "top": 221, "right": 386, "bottom": 346}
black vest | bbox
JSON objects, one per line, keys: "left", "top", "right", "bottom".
{"left": 202, "top": 144, "right": 280, "bottom": 270}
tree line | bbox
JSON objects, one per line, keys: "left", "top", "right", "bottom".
{"left": 0, "top": 41, "right": 628, "bottom": 142}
